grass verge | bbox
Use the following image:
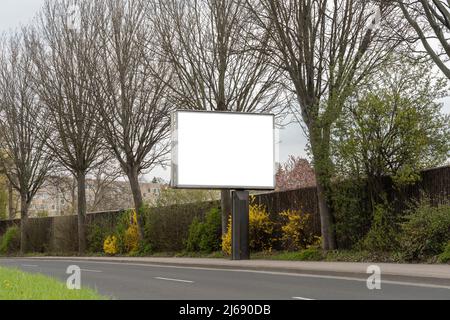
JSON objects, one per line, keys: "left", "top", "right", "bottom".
{"left": 251, "top": 249, "right": 408, "bottom": 263}
{"left": 0, "top": 267, "right": 107, "bottom": 300}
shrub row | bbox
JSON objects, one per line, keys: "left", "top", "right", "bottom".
{"left": 220, "top": 201, "right": 317, "bottom": 255}
{"left": 1, "top": 192, "right": 449, "bottom": 263}
{"left": 84, "top": 201, "right": 219, "bottom": 255}
{"left": 182, "top": 197, "right": 450, "bottom": 262}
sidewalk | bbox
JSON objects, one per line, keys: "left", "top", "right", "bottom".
{"left": 28, "top": 256, "right": 450, "bottom": 280}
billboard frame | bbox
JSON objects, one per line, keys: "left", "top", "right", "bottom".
{"left": 170, "top": 110, "right": 276, "bottom": 191}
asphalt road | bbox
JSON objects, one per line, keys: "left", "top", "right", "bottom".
{"left": 1, "top": 258, "right": 449, "bottom": 300}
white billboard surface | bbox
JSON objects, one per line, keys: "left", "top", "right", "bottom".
{"left": 171, "top": 111, "right": 275, "bottom": 190}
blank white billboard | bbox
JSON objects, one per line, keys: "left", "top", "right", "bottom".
{"left": 171, "top": 111, "right": 275, "bottom": 190}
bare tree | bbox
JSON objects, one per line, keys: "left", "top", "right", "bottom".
{"left": 27, "top": 0, "right": 105, "bottom": 253}
{"left": 398, "top": 1, "right": 450, "bottom": 79}
{"left": 0, "top": 34, "right": 53, "bottom": 253}
{"left": 89, "top": 0, "right": 172, "bottom": 239}
{"left": 86, "top": 163, "right": 125, "bottom": 212}
{"left": 44, "top": 166, "right": 127, "bottom": 216}
{"left": 153, "top": 0, "right": 286, "bottom": 235}
{"left": 45, "top": 173, "right": 78, "bottom": 215}
{"left": 246, "top": 0, "right": 404, "bottom": 249}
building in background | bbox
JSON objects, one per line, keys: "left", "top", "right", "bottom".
{"left": 26, "top": 177, "right": 167, "bottom": 217}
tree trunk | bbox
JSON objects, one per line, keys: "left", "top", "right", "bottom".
{"left": 310, "top": 128, "right": 337, "bottom": 250}
{"left": 220, "top": 189, "right": 231, "bottom": 236}
{"left": 76, "top": 172, "right": 87, "bottom": 254}
{"left": 315, "top": 176, "right": 336, "bottom": 250}
{"left": 8, "top": 181, "right": 14, "bottom": 220}
{"left": 127, "top": 168, "right": 145, "bottom": 240}
{"left": 71, "top": 180, "right": 76, "bottom": 215}
{"left": 19, "top": 193, "right": 28, "bottom": 254}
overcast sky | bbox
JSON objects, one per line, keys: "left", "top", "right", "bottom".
{"left": 0, "top": 1, "right": 448, "bottom": 181}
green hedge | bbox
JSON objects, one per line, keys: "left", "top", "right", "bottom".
{"left": 400, "top": 201, "right": 450, "bottom": 261}
{"left": 0, "top": 226, "right": 20, "bottom": 254}
{"left": 186, "top": 207, "right": 221, "bottom": 253}
{"left": 142, "top": 201, "right": 219, "bottom": 252}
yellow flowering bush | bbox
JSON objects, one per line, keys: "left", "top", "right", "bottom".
{"left": 222, "top": 201, "right": 275, "bottom": 255}
{"left": 249, "top": 203, "right": 274, "bottom": 252}
{"left": 124, "top": 210, "right": 139, "bottom": 253}
{"left": 222, "top": 217, "right": 232, "bottom": 255}
{"left": 103, "top": 235, "right": 118, "bottom": 255}
{"left": 280, "top": 209, "right": 314, "bottom": 251}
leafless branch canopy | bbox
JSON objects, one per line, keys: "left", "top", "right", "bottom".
{"left": 0, "top": 33, "right": 53, "bottom": 205}
{"left": 91, "top": 0, "right": 172, "bottom": 176}
{"left": 398, "top": 0, "right": 450, "bottom": 79}
{"left": 152, "top": 0, "right": 286, "bottom": 115}
{"left": 27, "top": 0, "right": 105, "bottom": 178}
{"left": 247, "top": 0, "right": 404, "bottom": 131}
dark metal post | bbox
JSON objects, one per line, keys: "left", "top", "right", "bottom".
{"left": 232, "top": 190, "right": 250, "bottom": 260}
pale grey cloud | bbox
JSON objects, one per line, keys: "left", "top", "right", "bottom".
{"left": 0, "top": 0, "right": 45, "bottom": 33}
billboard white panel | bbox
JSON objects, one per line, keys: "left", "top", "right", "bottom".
{"left": 171, "top": 111, "right": 275, "bottom": 190}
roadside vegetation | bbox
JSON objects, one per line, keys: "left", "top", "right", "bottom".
{"left": 3, "top": 195, "right": 448, "bottom": 264}
{"left": 0, "top": 267, "right": 106, "bottom": 300}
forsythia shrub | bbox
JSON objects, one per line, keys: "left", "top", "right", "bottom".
{"left": 249, "top": 202, "right": 274, "bottom": 252}
{"left": 280, "top": 209, "right": 314, "bottom": 251}
{"left": 124, "top": 210, "right": 139, "bottom": 253}
{"left": 103, "top": 235, "right": 118, "bottom": 255}
{"left": 222, "top": 202, "right": 275, "bottom": 254}
{"left": 222, "top": 217, "right": 232, "bottom": 255}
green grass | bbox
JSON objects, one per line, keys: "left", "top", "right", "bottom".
{"left": 251, "top": 249, "right": 410, "bottom": 263}
{"left": 121, "top": 251, "right": 226, "bottom": 259}
{"left": 0, "top": 267, "right": 107, "bottom": 300}
{"left": 251, "top": 249, "right": 324, "bottom": 261}
{"left": 16, "top": 248, "right": 448, "bottom": 264}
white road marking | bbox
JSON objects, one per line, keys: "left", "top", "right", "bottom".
{"left": 21, "top": 264, "right": 38, "bottom": 267}
{"left": 9, "top": 258, "right": 450, "bottom": 290}
{"left": 292, "top": 296, "right": 314, "bottom": 300}
{"left": 154, "top": 277, "right": 194, "bottom": 283}
{"left": 81, "top": 269, "right": 103, "bottom": 273}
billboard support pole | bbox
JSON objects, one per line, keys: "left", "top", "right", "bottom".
{"left": 232, "top": 190, "right": 250, "bottom": 260}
